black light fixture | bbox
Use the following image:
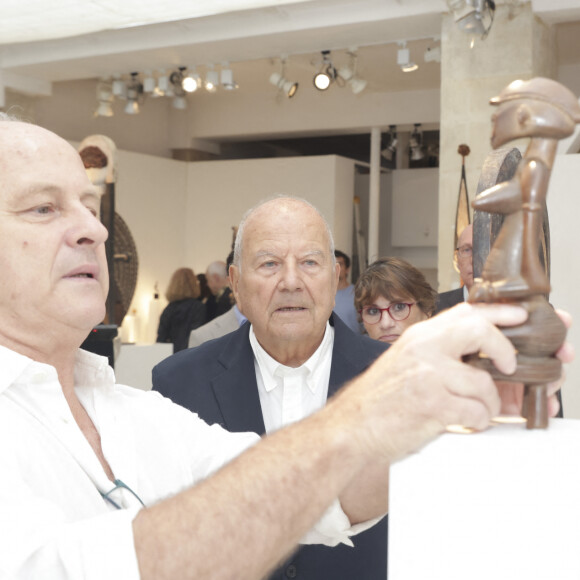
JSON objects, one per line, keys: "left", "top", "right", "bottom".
{"left": 381, "top": 125, "right": 398, "bottom": 161}
{"left": 313, "top": 50, "right": 337, "bottom": 91}
{"left": 409, "top": 124, "right": 424, "bottom": 161}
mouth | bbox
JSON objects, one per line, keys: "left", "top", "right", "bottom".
{"left": 380, "top": 334, "right": 399, "bottom": 343}
{"left": 64, "top": 265, "right": 99, "bottom": 280}
{"left": 275, "top": 306, "right": 306, "bottom": 313}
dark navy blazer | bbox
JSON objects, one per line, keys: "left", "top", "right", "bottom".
{"left": 435, "top": 287, "right": 465, "bottom": 314}
{"left": 153, "top": 313, "right": 389, "bottom": 580}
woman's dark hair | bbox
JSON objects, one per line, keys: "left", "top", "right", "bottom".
{"left": 354, "top": 257, "right": 437, "bottom": 317}
{"left": 165, "top": 268, "right": 200, "bottom": 302}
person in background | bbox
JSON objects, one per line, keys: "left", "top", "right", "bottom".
{"left": 188, "top": 251, "right": 248, "bottom": 348}
{"left": 155, "top": 198, "right": 392, "bottom": 579}
{"left": 333, "top": 249, "right": 363, "bottom": 334}
{"left": 436, "top": 223, "right": 473, "bottom": 313}
{"left": 204, "top": 260, "right": 233, "bottom": 322}
{"left": 197, "top": 272, "right": 212, "bottom": 303}
{"left": 354, "top": 257, "right": 438, "bottom": 344}
{"left": 157, "top": 267, "right": 206, "bottom": 352}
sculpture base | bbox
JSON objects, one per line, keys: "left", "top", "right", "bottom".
{"left": 388, "top": 420, "right": 580, "bottom": 580}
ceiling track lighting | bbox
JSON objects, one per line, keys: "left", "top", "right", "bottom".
{"left": 270, "top": 57, "right": 298, "bottom": 98}
{"left": 337, "top": 49, "right": 368, "bottom": 95}
{"left": 409, "top": 123, "right": 424, "bottom": 161}
{"left": 397, "top": 42, "right": 418, "bottom": 73}
{"left": 94, "top": 78, "right": 114, "bottom": 117}
{"left": 205, "top": 65, "right": 219, "bottom": 93}
{"left": 447, "top": 0, "right": 496, "bottom": 39}
{"left": 124, "top": 72, "right": 143, "bottom": 115}
{"left": 381, "top": 125, "right": 398, "bottom": 161}
{"left": 313, "top": 50, "right": 337, "bottom": 91}
{"left": 220, "top": 62, "right": 238, "bottom": 90}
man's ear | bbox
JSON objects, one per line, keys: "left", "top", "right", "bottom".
{"left": 230, "top": 265, "right": 241, "bottom": 308}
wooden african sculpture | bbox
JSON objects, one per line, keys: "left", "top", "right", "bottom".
{"left": 467, "top": 77, "right": 580, "bottom": 428}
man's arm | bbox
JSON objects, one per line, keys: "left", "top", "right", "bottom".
{"left": 134, "top": 303, "right": 540, "bottom": 580}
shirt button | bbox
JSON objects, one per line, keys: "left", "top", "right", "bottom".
{"left": 285, "top": 564, "right": 297, "bottom": 578}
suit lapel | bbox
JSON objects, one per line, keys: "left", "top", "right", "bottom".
{"left": 329, "top": 314, "right": 361, "bottom": 396}
{"left": 211, "top": 325, "right": 267, "bottom": 436}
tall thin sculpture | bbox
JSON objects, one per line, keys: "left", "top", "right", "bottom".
{"left": 467, "top": 77, "right": 580, "bottom": 428}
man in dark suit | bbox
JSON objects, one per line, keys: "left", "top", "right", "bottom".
{"left": 154, "top": 196, "right": 389, "bottom": 580}
{"left": 436, "top": 224, "right": 473, "bottom": 313}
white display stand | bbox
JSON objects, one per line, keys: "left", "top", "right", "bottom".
{"left": 114, "top": 343, "right": 173, "bottom": 391}
{"left": 388, "top": 419, "right": 580, "bottom": 580}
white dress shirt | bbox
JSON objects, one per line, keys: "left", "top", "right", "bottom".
{"left": 249, "top": 322, "right": 378, "bottom": 546}
{"left": 249, "top": 321, "right": 334, "bottom": 433}
{"left": 0, "top": 343, "right": 371, "bottom": 578}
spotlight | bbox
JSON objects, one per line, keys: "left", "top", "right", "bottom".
{"left": 447, "top": 0, "right": 496, "bottom": 37}
{"left": 397, "top": 42, "right": 418, "bottom": 72}
{"left": 111, "top": 76, "right": 126, "bottom": 98}
{"left": 313, "top": 50, "right": 337, "bottom": 91}
{"left": 124, "top": 72, "right": 142, "bottom": 115}
{"left": 269, "top": 58, "right": 298, "bottom": 98}
{"left": 94, "top": 79, "right": 114, "bottom": 118}
{"left": 220, "top": 63, "right": 238, "bottom": 90}
{"left": 409, "top": 124, "right": 424, "bottom": 160}
{"left": 182, "top": 70, "right": 200, "bottom": 93}
{"left": 142, "top": 71, "right": 156, "bottom": 93}
{"left": 337, "top": 50, "right": 367, "bottom": 95}
{"left": 381, "top": 125, "right": 398, "bottom": 161}
{"left": 205, "top": 66, "right": 219, "bottom": 92}
{"left": 155, "top": 71, "right": 169, "bottom": 97}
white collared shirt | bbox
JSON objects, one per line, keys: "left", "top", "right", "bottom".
{"left": 0, "top": 345, "right": 258, "bottom": 579}
{"left": 249, "top": 322, "right": 379, "bottom": 545}
{"left": 0, "top": 341, "right": 371, "bottom": 577}
{"left": 249, "top": 321, "right": 334, "bottom": 433}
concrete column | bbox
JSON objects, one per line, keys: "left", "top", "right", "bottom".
{"left": 368, "top": 127, "right": 381, "bottom": 263}
{"left": 437, "top": 2, "right": 556, "bottom": 291}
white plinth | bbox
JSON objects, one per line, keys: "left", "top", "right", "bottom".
{"left": 388, "top": 419, "right": 580, "bottom": 580}
{"left": 114, "top": 343, "right": 173, "bottom": 391}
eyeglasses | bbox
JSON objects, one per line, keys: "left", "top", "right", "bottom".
{"left": 456, "top": 245, "right": 472, "bottom": 258}
{"left": 359, "top": 303, "right": 415, "bottom": 324}
{"left": 100, "top": 478, "right": 145, "bottom": 510}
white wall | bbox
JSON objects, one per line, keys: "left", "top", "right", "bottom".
{"left": 184, "top": 155, "right": 356, "bottom": 275}
{"left": 547, "top": 153, "right": 580, "bottom": 419}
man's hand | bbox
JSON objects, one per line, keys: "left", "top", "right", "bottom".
{"left": 335, "top": 303, "right": 530, "bottom": 466}
{"left": 497, "top": 308, "right": 574, "bottom": 417}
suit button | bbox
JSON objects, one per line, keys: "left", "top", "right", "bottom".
{"left": 285, "top": 564, "right": 297, "bottom": 578}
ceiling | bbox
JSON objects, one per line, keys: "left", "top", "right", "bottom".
{"left": 3, "top": 0, "right": 579, "bottom": 92}
{"left": 2, "top": 0, "right": 579, "bottom": 163}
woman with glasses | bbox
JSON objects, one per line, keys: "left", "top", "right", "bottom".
{"left": 354, "top": 257, "right": 437, "bottom": 344}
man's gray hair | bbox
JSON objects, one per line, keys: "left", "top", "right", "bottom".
{"left": 233, "top": 196, "right": 336, "bottom": 271}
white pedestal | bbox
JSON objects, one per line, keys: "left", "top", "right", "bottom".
{"left": 114, "top": 343, "right": 173, "bottom": 391}
{"left": 388, "top": 419, "right": 580, "bottom": 580}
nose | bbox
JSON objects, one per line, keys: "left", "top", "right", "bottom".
{"left": 379, "top": 310, "right": 396, "bottom": 329}
{"left": 278, "top": 260, "right": 304, "bottom": 291}
{"left": 68, "top": 204, "right": 109, "bottom": 247}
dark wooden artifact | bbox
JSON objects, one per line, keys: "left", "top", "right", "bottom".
{"left": 467, "top": 77, "right": 580, "bottom": 428}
